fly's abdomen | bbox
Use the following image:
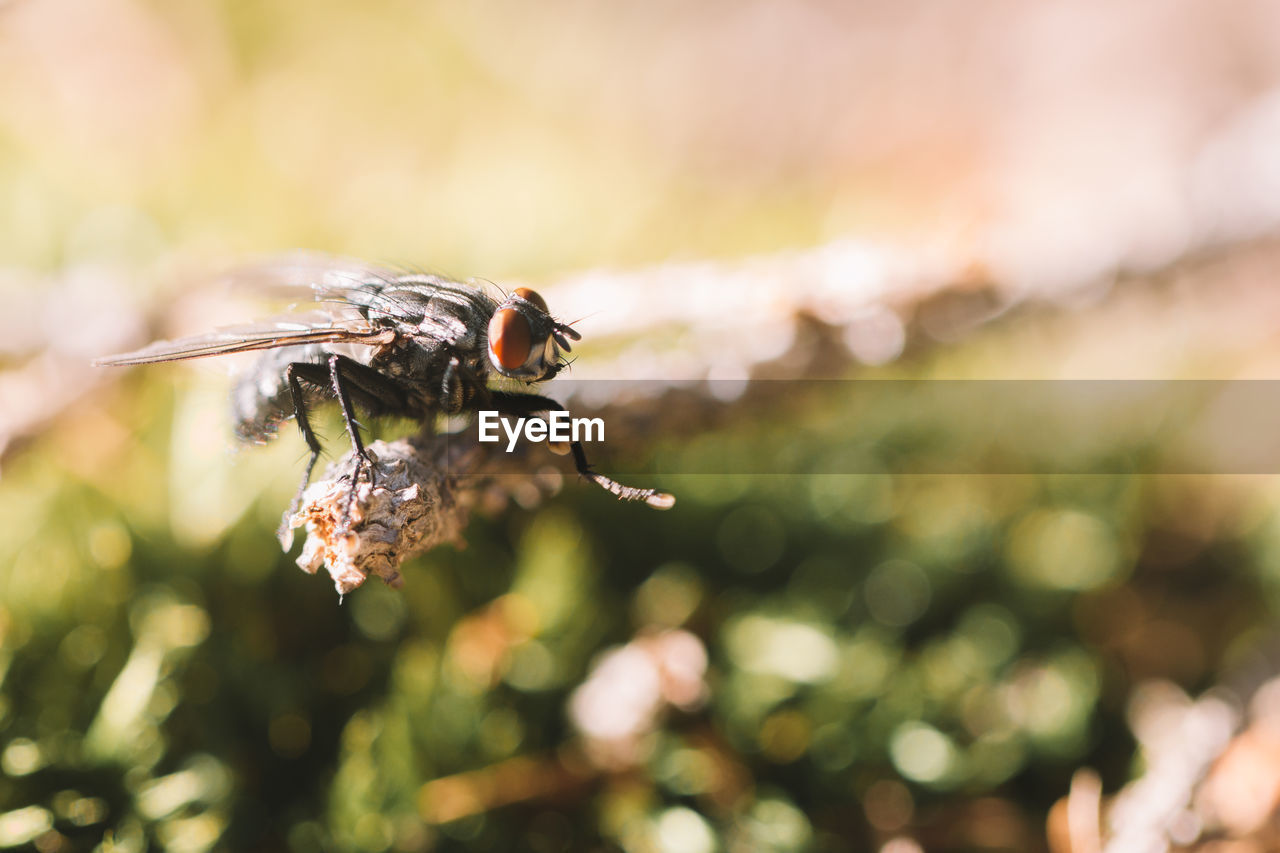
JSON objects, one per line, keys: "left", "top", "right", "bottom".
{"left": 232, "top": 345, "right": 328, "bottom": 444}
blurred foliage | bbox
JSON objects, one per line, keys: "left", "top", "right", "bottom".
{"left": 0, "top": 359, "right": 1274, "bottom": 852}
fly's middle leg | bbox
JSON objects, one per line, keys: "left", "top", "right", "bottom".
{"left": 325, "top": 353, "right": 379, "bottom": 527}
{"left": 326, "top": 353, "right": 376, "bottom": 489}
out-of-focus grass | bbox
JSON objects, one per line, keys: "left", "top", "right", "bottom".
{"left": 3, "top": 338, "right": 1275, "bottom": 850}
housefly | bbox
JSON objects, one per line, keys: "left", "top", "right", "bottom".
{"left": 95, "top": 256, "right": 675, "bottom": 515}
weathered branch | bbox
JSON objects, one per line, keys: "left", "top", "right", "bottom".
{"left": 282, "top": 434, "right": 475, "bottom": 595}
{"left": 280, "top": 430, "right": 580, "bottom": 595}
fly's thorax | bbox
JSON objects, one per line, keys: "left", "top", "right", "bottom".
{"left": 374, "top": 276, "right": 497, "bottom": 341}
{"left": 486, "top": 287, "right": 581, "bottom": 382}
{"left": 367, "top": 277, "right": 496, "bottom": 358}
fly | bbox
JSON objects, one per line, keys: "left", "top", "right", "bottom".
{"left": 94, "top": 256, "right": 675, "bottom": 519}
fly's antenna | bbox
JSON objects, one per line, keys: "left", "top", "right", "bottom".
{"left": 552, "top": 322, "right": 582, "bottom": 351}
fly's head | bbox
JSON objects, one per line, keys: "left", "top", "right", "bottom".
{"left": 486, "top": 287, "right": 580, "bottom": 382}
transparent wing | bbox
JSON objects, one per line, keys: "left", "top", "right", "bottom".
{"left": 95, "top": 252, "right": 484, "bottom": 366}
{"left": 93, "top": 316, "right": 388, "bottom": 366}
{"left": 221, "top": 251, "right": 428, "bottom": 312}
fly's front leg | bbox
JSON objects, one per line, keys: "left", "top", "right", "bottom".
{"left": 441, "top": 357, "right": 464, "bottom": 414}
{"left": 489, "top": 391, "right": 675, "bottom": 509}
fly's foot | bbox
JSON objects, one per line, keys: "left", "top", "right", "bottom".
{"left": 579, "top": 465, "right": 676, "bottom": 510}
{"left": 339, "top": 448, "right": 379, "bottom": 533}
{"left": 642, "top": 489, "right": 677, "bottom": 510}
{"left": 355, "top": 448, "right": 378, "bottom": 487}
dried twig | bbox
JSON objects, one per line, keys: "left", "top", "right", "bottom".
{"left": 283, "top": 434, "right": 475, "bottom": 596}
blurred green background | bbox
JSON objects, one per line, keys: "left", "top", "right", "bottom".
{"left": 5, "top": 1, "right": 1280, "bottom": 851}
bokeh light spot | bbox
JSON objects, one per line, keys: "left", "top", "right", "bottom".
{"left": 1, "top": 738, "right": 44, "bottom": 776}
{"left": 153, "top": 812, "right": 225, "bottom": 853}
{"left": 0, "top": 807, "right": 53, "bottom": 847}
{"left": 657, "top": 747, "right": 718, "bottom": 796}
{"left": 895, "top": 482, "right": 991, "bottom": 567}
{"left": 1007, "top": 509, "right": 1124, "bottom": 591}
{"left": 477, "top": 707, "right": 524, "bottom": 758}
{"left": 863, "top": 779, "right": 914, "bottom": 832}
{"left": 808, "top": 473, "right": 896, "bottom": 526}
{"left": 890, "top": 722, "right": 957, "bottom": 784}
{"left": 351, "top": 584, "right": 408, "bottom": 642}
{"left": 1002, "top": 650, "right": 1099, "bottom": 751}
{"left": 654, "top": 807, "right": 715, "bottom": 853}
{"left": 352, "top": 813, "right": 394, "bottom": 851}
{"left": 87, "top": 522, "right": 131, "bottom": 570}
{"left": 511, "top": 511, "right": 592, "bottom": 634}
{"left": 956, "top": 604, "right": 1021, "bottom": 669}
{"left": 880, "top": 837, "right": 925, "bottom": 853}
{"left": 744, "top": 797, "right": 813, "bottom": 850}
{"left": 865, "top": 561, "right": 931, "bottom": 628}
{"left": 759, "top": 709, "right": 812, "bottom": 763}
{"left": 725, "top": 615, "right": 838, "bottom": 684}
{"left": 920, "top": 637, "right": 982, "bottom": 700}
{"left": 136, "top": 756, "right": 232, "bottom": 820}
{"left": 633, "top": 563, "right": 704, "bottom": 628}
{"left": 52, "top": 791, "right": 108, "bottom": 828}
{"left": 835, "top": 628, "right": 899, "bottom": 699}
{"left": 505, "top": 640, "right": 558, "bottom": 692}
{"left": 59, "top": 624, "right": 107, "bottom": 670}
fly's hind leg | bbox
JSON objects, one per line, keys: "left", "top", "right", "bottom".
{"left": 489, "top": 391, "right": 675, "bottom": 509}
{"left": 283, "top": 363, "right": 323, "bottom": 507}
{"left": 279, "top": 362, "right": 325, "bottom": 540}
{"left": 327, "top": 353, "right": 376, "bottom": 492}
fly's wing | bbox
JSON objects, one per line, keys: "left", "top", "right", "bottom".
{"left": 95, "top": 253, "right": 409, "bottom": 367}
{"left": 93, "top": 315, "right": 389, "bottom": 366}
{"left": 227, "top": 252, "right": 396, "bottom": 294}
{"left": 96, "top": 253, "right": 478, "bottom": 366}
{"left": 223, "top": 252, "right": 423, "bottom": 319}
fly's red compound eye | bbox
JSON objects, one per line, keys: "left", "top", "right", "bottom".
{"left": 488, "top": 308, "right": 533, "bottom": 370}
{"left": 513, "top": 287, "right": 548, "bottom": 314}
